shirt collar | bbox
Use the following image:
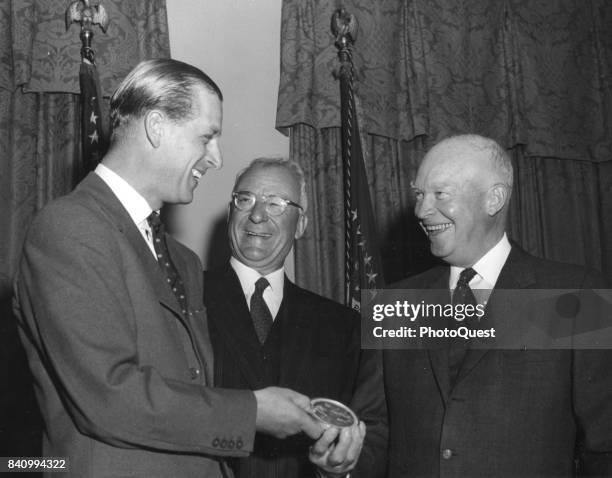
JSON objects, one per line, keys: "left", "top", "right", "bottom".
{"left": 449, "top": 233, "right": 512, "bottom": 289}
{"left": 95, "top": 163, "right": 153, "bottom": 226}
{"left": 230, "top": 256, "right": 285, "bottom": 299}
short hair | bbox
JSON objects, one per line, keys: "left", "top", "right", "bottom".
{"left": 233, "top": 157, "right": 308, "bottom": 214}
{"left": 109, "top": 58, "right": 222, "bottom": 140}
{"left": 440, "top": 134, "right": 513, "bottom": 190}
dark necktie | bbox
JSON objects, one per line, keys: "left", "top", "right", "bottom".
{"left": 250, "top": 277, "right": 273, "bottom": 344}
{"left": 448, "top": 267, "right": 478, "bottom": 383}
{"left": 147, "top": 212, "right": 188, "bottom": 316}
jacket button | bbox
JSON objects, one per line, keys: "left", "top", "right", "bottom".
{"left": 212, "top": 438, "right": 220, "bottom": 447}
{"left": 189, "top": 367, "right": 200, "bottom": 380}
{"left": 441, "top": 448, "right": 453, "bottom": 460}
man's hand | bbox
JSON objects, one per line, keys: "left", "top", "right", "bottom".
{"left": 309, "top": 421, "right": 366, "bottom": 477}
{"left": 254, "top": 387, "right": 324, "bottom": 439}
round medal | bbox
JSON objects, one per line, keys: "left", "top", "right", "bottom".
{"left": 310, "top": 398, "right": 357, "bottom": 428}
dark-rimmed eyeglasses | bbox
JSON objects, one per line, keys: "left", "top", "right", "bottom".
{"left": 231, "top": 191, "right": 303, "bottom": 216}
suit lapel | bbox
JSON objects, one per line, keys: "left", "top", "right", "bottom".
{"left": 492, "top": 246, "right": 537, "bottom": 290}
{"left": 130, "top": 220, "right": 185, "bottom": 320}
{"left": 278, "top": 280, "right": 312, "bottom": 389}
{"left": 207, "top": 266, "right": 264, "bottom": 388}
{"left": 454, "top": 247, "right": 537, "bottom": 385}
{"left": 79, "top": 173, "right": 185, "bottom": 321}
{"left": 424, "top": 269, "right": 453, "bottom": 402}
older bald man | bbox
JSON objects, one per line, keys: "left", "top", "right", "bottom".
{"left": 383, "top": 134, "right": 612, "bottom": 477}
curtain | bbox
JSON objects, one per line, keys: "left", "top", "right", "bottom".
{"left": 278, "top": 0, "right": 612, "bottom": 300}
{"left": 1, "top": 0, "right": 170, "bottom": 296}
{"left": 0, "top": 0, "right": 170, "bottom": 456}
{"left": 509, "top": 151, "right": 612, "bottom": 277}
{"left": 290, "top": 125, "right": 432, "bottom": 302}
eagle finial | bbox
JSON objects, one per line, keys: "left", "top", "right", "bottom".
{"left": 331, "top": 8, "right": 358, "bottom": 49}
{"left": 66, "top": 0, "right": 110, "bottom": 33}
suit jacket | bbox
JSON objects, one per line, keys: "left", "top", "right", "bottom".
{"left": 13, "top": 173, "right": 256, "bottom": 478}
{"left": 205, "top": 264, "right": 388, "bottom": 478}
{"left": 384, "top": 246, "right": 612, "bottom": 478}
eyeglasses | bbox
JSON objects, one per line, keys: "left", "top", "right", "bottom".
{"left": 232, "top": 191, "right": 303, "bottom": 216}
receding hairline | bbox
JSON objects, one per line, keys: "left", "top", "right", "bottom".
{"left": 424, "top": 134, "right": 513, "bottom": 188}
{"left": 233, "top": 157, "right": 308, "bottom": 213}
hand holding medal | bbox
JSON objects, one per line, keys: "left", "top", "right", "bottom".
{"left": 308, "top": 398, "right": 365, "bottom": 477}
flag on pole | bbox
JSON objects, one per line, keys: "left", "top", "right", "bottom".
{"left": 333, "top": 8, "right": 384, "bottom": 310}
{"left": 345, "top": 92, "right": 385, "bottom": 311}
{"left": 79, "top": 58, "right": 107, "bottom": 178}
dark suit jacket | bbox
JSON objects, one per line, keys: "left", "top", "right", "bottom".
{"left": 13, "top": 173, "right": 256, "bottom": 478}
{"left": 205, "top": 264, "right": 388, "bottom": 478}
{"left": 384, "top": 246, "right": 612, "bottom": 478}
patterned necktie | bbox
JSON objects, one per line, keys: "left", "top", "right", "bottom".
{"left": 250, "top": 277, "right": 273, "bottom": 345}
{"left": 448, "top": 267, "right": 478, "bottom": 383}
{"left": 147, "top": 212, "right": 188, "bottom": 316}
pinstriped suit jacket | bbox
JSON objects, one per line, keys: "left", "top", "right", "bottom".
{"left": 205, "top": 264, "right": 388, "bottom": 478}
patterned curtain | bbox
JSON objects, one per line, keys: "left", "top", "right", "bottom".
{"left": 290, "top": 125, "right": 431, "bottom": 303}
{"left": 278, "top": 0, "right": 612, "bottom": 301}
{"left": 0, "top": 0, "right": 170, "bottom": 456}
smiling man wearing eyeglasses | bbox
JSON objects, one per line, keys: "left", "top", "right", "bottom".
{"left": 203, "top": 157, "right": 388, "bottom": 478}
{"left": 228, "top": 161, "right": 307, "bottom": 276}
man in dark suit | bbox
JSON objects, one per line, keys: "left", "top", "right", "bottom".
{"left": 384, "top": 134, "right": 612, "bottom": 477}
{"left": 205, "top": 157, "right": 387, "bottom": 478}
{"left": 13, "top": 59, "right": 325, "bottom": 477}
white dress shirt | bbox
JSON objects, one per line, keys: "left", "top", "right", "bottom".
{"left": 95, "top": 164, "right": 157, "bottom": 258}
{"left": 449, "top": 233, "right": 512, "bottom": 304}
{"left": 230, "top": 257, "right": 284, "bottom": 320}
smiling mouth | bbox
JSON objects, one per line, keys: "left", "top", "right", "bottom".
{"left": 422, "top": 223, "right": 452, "bottom": 236}
{"left": 245, "top": 231, "right": 271, "bottom": 238}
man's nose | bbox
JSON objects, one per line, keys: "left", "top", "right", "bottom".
{"left": 204, "top": 141, "right": 222, "bottom": 170}
{"left": 249, "top": 199, "right": 269, "bottom": 223}
{"left": 414, "top": 194, "right": 433, "bottom": 219}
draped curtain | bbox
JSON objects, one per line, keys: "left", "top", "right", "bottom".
{"left": 0, "top": 0, "right": 170, "bottom": 456}
{"left": 277, "top": 0, "right": 612, "bottom": 302}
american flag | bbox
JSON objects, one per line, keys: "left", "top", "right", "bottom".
{"left": 79, "top": 58, "right": 107, "bottom": 178}
{"left": 344, "top": 90, "right": 385, "bottom": 311}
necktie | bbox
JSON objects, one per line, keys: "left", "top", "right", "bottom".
{"left": 448, "top": 267, "right": 478, "bottom": 383}
{"left": 147, "top": 212, "right": 189, "bottom": 316}
{"left": 251, "top": 277, "right": 273, "bottom": 344}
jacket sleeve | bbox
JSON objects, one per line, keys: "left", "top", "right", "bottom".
{"left": 574, "top": 270, "right": 612, "bottom": 476}
{"left": 349, "top": 315, "right": 388, "bottom": 478}
{"left": 14, "top": 201, "right": 256, "bottom": 456}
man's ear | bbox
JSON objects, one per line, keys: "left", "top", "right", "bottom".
{"left": 486, "top": 183, "right": 509, "bottom": 216}
{"left": 144, "top": 110, "right": 164, "bottom": 148}
{"left": 226, "top": 201, "right": 233, "bottom": 223}
{"left": 294, "top": 214, "right": 308, "bottom": 239}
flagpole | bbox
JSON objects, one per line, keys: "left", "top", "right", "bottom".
{"left": 66, "top": 0, "right": 110, "bottom": 183}
{"left": 332, "top": 9, "right": 358, "bottom": 305}
{"left": 333, "top": 9, "right": 384, "bottom": 310}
